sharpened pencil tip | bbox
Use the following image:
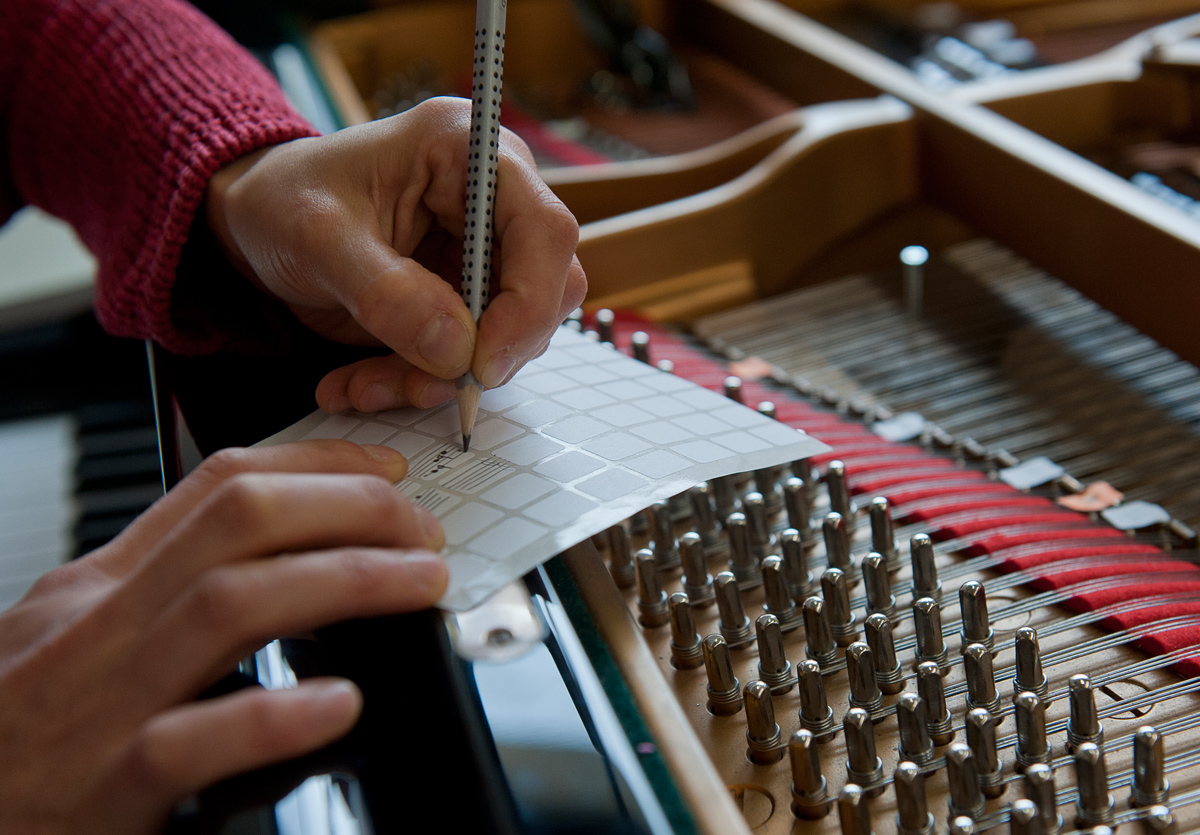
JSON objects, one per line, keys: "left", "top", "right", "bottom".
{"left": 463, "top": 434, "right": 471, "bottom": 453}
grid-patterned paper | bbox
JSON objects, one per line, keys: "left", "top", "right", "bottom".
{"left": 261, "top": 328, "right": 827, "bottom": 610}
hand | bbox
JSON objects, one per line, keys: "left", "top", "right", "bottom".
{"left": 206, "top": 96, "right": 587, "bottom": 413}
{"left": 0, "top": 440, "right": 446, "bottom": 833}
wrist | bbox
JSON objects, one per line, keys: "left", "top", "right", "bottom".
{"left": 205, "top": 146, "right": 273, "bottom": 281}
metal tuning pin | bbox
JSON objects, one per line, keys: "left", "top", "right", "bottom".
{"left": 846, "top": 642, "right": 883, "bottom": 714}
{"left": 862, "top": 553, "right": 897, "bottom": 623}
{"left": 726, "top": 512, "right": 760, "bottom": 588}
{"left": 668, "top": 593, "right": 703, "bottom": 670}
{"left": 714, "top": 571, "right": 754, "bottom": 647}
{"left": 949, "top": 817, "right": 975, "bottom": 835}
{"left": 595, "top": 308, "right": 615, "bottom": 344}
{"left": 913, "top": 597, "right": 950, "bottom": 673}
{"left": 724, "top": 375, "right": 743, "bottom": 403}
{"left": 803, "top": 597, "right": 840, "bottom": 670}
{"left": 1024, "top": 764, "right": 1063, "bottom": 835}
{"left": 781, "top": 528, "right": 816, "bottom": 603}
{"left": 630, "top": 330, "right": 651, "bottom": 364}
{"left": 688, "top": 483, "right": 722, "bottom": 548}
{"left": 1010, "top": 799, "right": 1044, "bottom": 835}
{"left": 910, "top": 534, "right": 942, "bottom": 603}
{"left": 756, "top": 401, "right": 777, "bottom": 421}
{"left": 844, "top": 708, "right": 885, "bottom": 797}
{"left": 1073, "top": 742, "right": 1115, "bottom": 828}
{"left": 966, "top": 708, "right": 1005, "bottom": 799}
{"left": 649, "top": 501, "right": 680, "bottom": 570}
{"left": 792, "top": 456, "right": 816, "bottom": 491}
{"left": 635, "top": 549, "right": 669, "bottom": 627}
{"left": 895, "top": 761, "right": 935, "bottom": 835}
{"left": 917, "top": 661, "right": 954, "bottom": 745}
{"left": 710, "top": 475, "right": 738, "bottom": 524}
{"left": 959, "top": 581, "right": 995, "bottom": 653}
{"left": 1014, "top": 627, "right": 1049, "bottom": 701}
{"left": 823, "top": 512, "right": 854, "bottom": 577}
{"left": 655, "top": 358, "right": 674, "bottom": 374}
{"left": 679, "top": 532, "right": 715, "bottom": 607}
{"left": 743, "top": 491, "right": 775, "bottom": 561}
{"left": 762, "top": 556, "right": 801, "bottom": 631}
{"left": 964, "top": 643, "right": 1002, "bottom": 720}
{"left": 838, "top": 784, "right": 875, "bottom": 835}
{"left": 1067, "top": 674, "right": 1104, "bottom": 751}
{"left": 744, "top": 681, "right": 784, "bottom": 764}
{"left": 754, "top": 463, "right": 783, "bottom": 513}
{"left": 798, "top": 658, "right": 838, "bottom": 742}
{"left": 790, "top": 730, "right": 832, "bottom": 819}
{"left": 869, "top": 497, "right": 899, "bottom": 570}
{"left": 1131, "top": 726, "right": 1170, "bottom": 808}
{"left": 784, "top": 477, "right": 815, "bottom": 544}
{"left": 756, "top": 614, "right": 794, "bottom": 694}
{"left": 946, "top": 743, "right": 986, "bottom": 822}
{"left": 607, "top": 523, "right": 635, "bottom": 588}
{"left": 702, "top": 634, "right": 742, "bottom": 716}
{"left": 897, "top": 693, "right": 934, "bottom": 766}
{"left": 825, "top": 460, "right": 857, "bottom": 534}
{"left": 1015, "top": 692, "right": 1051, "bottom": 772}
{"left": 822, "top": 568, "right": 860, "bottom": 646}
{"left": 1142, "top": 807, "right": 1176, "bottom": 835}
{"left": 865, "top": 613, "right": 904, "bottom": 694}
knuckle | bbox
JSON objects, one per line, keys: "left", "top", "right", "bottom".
{"left": 183, "top": 568, "right": 245, "bottom": 632}
{"left": 124, "top": 724, "right": 188, "bottom": 796}
{"left": 207, "top": 475, "right": 275, "bottom": 535}
{"left": 195, "top": 447, "right": 254, "bottom": 483}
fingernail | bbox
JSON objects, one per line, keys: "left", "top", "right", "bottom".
{"left": 311, "top": 679, "right": 361, "bottom": 725}
{"left": 361, "top": 444, "right": 404, "bottom": 464}
{"left": 416, "top": 378, "right": 457, "bottom": 408}
{"left": 358, "top": 383, "right": 400, "bottom": 413}
{"left": 414, "top": 508, "right": 444, "bottom": 548}
{"left": 480, "top": 350, "right": 519, "bottom": 389}
{"left": 323, "top": 392, "right": 351, "bottom": 413}
{"left": 418, "top": 314, "right": 472, "bottom": 373}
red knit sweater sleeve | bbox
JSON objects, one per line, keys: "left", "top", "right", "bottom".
{"left": 0, "top": 0, "right": 320, "bottom": 354}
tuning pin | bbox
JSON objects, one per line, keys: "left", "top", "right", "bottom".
{"left": 784, "top": 477, "right": 815, "bottom": 544}
{"left": 743, "top": 681, "right": 784, "bottom": 764}
{"left": 825, "top": 461, "right": 857, "bottom": 534}
{"left": 1015, "top": 692, "right": 1052, "bottom": 772}
{"left": 1067, "top": 674, "right": 1104, "bottom": 752}
{"left": 635, "top": 549, "right": 669, "bottom": 627}
{"left": 798, "top": 658, "right": 838, "bottom": 742}
{"left": 862, "top": 553, "right": 897, "bottom": 623}
{"left": 917, "top": 661, "right": 954, "bottom": 745}
{"left": 1010, "top": 800, "right": 1044, "bottom": 835}
{"left": 1141, "top": 806, "right": 1176, "bottom": 835}
{"left": 1074, "top": 743, "right": 1115, "bottom": 828}
{"left": 822, "top": 568, "right": 860, "bottom": 646}
{"left": 910, "top": 534, "right": 942, "bottom": 603}
{"left": 714, "top": 571, "right": 753, "bottom": 647}
{"left": 837, "top": 784, "right": 874, "bottom": 835}
{"left": 702, "top": 634, "right": 741, "bottom": 716}
{"left": 823, "top": 512, "right": 854, "bottom": 577}
{"left": 896, "top": 693, "right": 934, "bottom": 766}
{"left": 844, "top": 708, "right": 884, "bottom": 797}
{"left": 688, "top": 483, "right": 722, "bottom": 548}
{"left": 946, "top": 743, "right": 986, "bottom": 821}
{"left": 790, "top": 730, "right": 832, "bottom": 819}
{"left": 964, "top": 643, "right": 1002, "bottom": 721}
{"left": 949, "top": 817, "right": 976, "bottom": 835}
{"left": 565, "top": 307, "right": 584, "bottom": 329}
{"left": 869, "top": 497, "right": 899, "bottom": 570}
{"left": 726, "top": 513, "right": 760, "bottom": 588}
{"left": 959, "top": 581, "right": 994, "bottom": 653}
{"left": 966, "top": 708, "right": 1005, "bottom": 799}
{"left": 792, "top": 456, "right": 816, "bottom": 492}
{"left": 607, "top": 523, "right": 635, "bottom": 588}
{"left": 781, "top": 528, "right": 816, "bottom": 602}
{"left": 649, "top": 502, "right": 680, "bottom": 570}
{"left": 803, "top": 597, "right": 839, "bottom": 670}
{"left": 895, "top": 761, "right": 935, "bottom": 835}
{"left": 864, "top": 613, "right": 903, "bottom": 695}
{"left": 1023, "top": 764, "right": 1063, "bottom": 835}
{"left": 1131, "top": 727, "right": 1170, "bottom": 808}
{"left": 724, "top": 375, "right": 743, "bottom": 403}
{"left": 743, "top": 491, "right": 775, "bottom": 561}
{"left": 595, "top": 308, "right": 615, "bottom": 344}
{"left": 762, "top": 556, "right": 801, "bottom": 631}
{"left": 631, "top": 330, "right": 651, "bottom": 364}
{"left": 846, "top": 642, "right": 883, "bottom": 714}
{"left": 753, "top": 462, "right": 783, "bottom": 513}
{"left": 1014, "top": 627, "right": 1049, "bottom": 701}
{"left": 913, "top": 597, "right": 950, "bottom": 673}
{"left": 656, "top": 358, "right": 674, "bottom": 374}
{"left": 756, "top": 614, "right": 794, "bottom": 694}
{"left": 679, "top": 532, "right": 715, "bottom": 607}
{"left": 710, "top": 475, "right": 737, "bottom": 524}
{"left": 668, "top": 593, "right": 703, "bottom": 670}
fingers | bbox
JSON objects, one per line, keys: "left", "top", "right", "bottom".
{"left": 116, "top": 678, "right": 361, "bottom": 816}
{"left": 315, "top": 354, "right": 458, "bottom": 413}
{"left": 91, "top": 441, "right": 411, "bottom": 579}
{"left": 142, "top": 547, "right": 447, "bottom": 699}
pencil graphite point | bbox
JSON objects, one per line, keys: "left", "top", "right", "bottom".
{"left": 457, "top": 374, "right": 482, "bottom": 453}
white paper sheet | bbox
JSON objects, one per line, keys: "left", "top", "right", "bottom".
{"left": 260, "top": 328, "right": 828, "bottom": 610}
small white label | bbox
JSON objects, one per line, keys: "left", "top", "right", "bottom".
{"left": 999, "top": 456, "right": 1064, "bottom": 491}
{"left": 1101, "top": 501, "right": 1172, "bottom": 531}
{"left": 872, "top": 411, "right": 926, "bottom": 443}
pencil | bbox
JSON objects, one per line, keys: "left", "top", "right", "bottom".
{"left": 456, "top": 0, "right": 508, "bottom": 452}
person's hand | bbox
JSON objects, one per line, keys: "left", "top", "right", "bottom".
{"left": 206, "top": 96, "right": 587, "bottom": 414}
{"left": 0, "top": 440, "right": 446, "bottom": 833}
